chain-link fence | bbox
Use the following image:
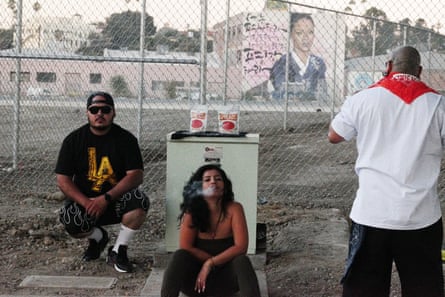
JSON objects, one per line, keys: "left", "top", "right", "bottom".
{"left": 1, "top": 0, "right": 445, "bottom": 216}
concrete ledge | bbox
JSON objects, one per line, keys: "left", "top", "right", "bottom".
{"left": 141, "top": 268, "right": 268, "bottom": 297}
{"left": 18, "top": 275, "right": 117, "bottom": 289}
{"left": 140, "top": 268, "right": 164, "bottom": 297}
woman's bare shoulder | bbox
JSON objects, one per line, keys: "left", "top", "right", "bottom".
{"left": 226, "top": 201, "right": 245, "bottom": 213}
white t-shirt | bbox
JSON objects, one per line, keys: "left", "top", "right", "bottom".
{"left": 331, "top": 77, "right": 445, "bottom": 230}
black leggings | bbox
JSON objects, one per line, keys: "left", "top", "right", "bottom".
{"left": 342, "top": 219, "right": 444, "bottom": 297}
{"left": 161, "top": 249, "right": 260, "bottom": 297}
{"left": 59, "top": 188, "right": 149, "bottom": 235}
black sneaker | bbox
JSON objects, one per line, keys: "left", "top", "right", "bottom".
{"left": 82, "top": 227, "right": 109, "bottom": 261}
{"left": 107, "top": 245, "right": 133, "bottom": 273}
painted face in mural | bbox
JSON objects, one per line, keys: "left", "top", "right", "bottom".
{"left": 291, "top": 17, "right": 315, "bottom": 56}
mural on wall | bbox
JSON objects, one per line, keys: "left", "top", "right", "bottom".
{"left": 241, "top": 9, "right": 346, "bottom": 105}
{"left": 268, "top": 12, "right": 327, "bottom": 100}
{"left": 348, "top": 72, "right": 374, "bottom": 94}
{"left": 242, "top": 11, "right": 286, "bottom": 95}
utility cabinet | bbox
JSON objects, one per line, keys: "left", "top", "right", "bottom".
{"left": 165, "top": 131, "right": 260, "bottom": 254}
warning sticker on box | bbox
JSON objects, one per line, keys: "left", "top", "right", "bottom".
{"left": 204, "top": 146, "right": 223, "bottom": 163}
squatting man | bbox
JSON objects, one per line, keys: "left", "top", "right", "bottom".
{"left": 55, "top": 91, "right": 150, "bottom": 273}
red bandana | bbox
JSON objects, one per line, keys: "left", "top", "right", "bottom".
{"left": 369, "top": 72, "right": 437, "bottom": 104}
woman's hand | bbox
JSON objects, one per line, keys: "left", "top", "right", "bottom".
{"left": 194, "top": 258, "right": 214, "bottom": 293}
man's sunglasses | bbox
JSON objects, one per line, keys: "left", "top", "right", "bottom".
{"left": 88, "top": 106, "right": 113, "bottom": 114}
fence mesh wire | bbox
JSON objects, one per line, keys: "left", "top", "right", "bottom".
{"left": 1, "top": 0, "right": 445, "bottom": 222}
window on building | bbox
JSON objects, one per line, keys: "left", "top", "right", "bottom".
{"left": 36, "top": 72, "right": 56, "bottom": 83}
{"left": 10, "top": 72, "right": 31, "bottom": 82}
{"left": 172, "top": 81, "right": 185, "bottom": 88}
{"left": 152, "top": 80, "right": 164, "bottom": 91}
{"left": 89, "top": 73, "right": 102, "bottom": 84}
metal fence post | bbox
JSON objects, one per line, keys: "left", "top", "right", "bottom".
{"left": 283, "top": 5, "right": 291, "bottom": 131}
{"left": 222, "top": 0, "right": 230, "bottom": 105}
{"left": 12, "top": 0, "right": 24, "bottom": 171}
{"left": 137, "top": 0, "right": 147, "bottom": 140}
{"left": 199, "top": 0, "right": 208, "bottom": 105}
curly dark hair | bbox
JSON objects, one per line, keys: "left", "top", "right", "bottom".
{"left": 178, "top": 164, "right": 234, "bottom": 232}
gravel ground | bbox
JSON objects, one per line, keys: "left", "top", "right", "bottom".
{"left": 0, "top": 191, "right": 349, "bottom": 297}
{"left": 2, "top": 104, "right": 440, "bottom": 296}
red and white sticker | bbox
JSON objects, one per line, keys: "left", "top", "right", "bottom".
{"left": 190, "top": 105, "right": 208, "bottom": 132}
{"left": 218, "top": 105, "right": 239, "bottom": 134}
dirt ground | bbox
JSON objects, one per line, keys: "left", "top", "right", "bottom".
{"left": 1, "top": 191, "right": 410, "bottom": 297}
{"left": 1, "top": 191, "right": 351, "bottom": 297}
{"left": 0, "top": 106, "right": 426, "bottom": 297}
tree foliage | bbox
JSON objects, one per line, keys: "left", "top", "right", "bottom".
{"left": 7, "top": 0, "right": 17, "bottom": 17}
{"left": 346, "top": 7, "right": 397, "bottom": 57}
{"left": 76, "top": 31, "right": 110, "bottom": 56}
{"left": 150, "top": 27, "right": 201, "bottom": 53}
{"left": 102, "top": 10, "right": 156, "bottom": 50}
{"left": 77, "top": 11, "right": 156, "bottom": 55}
{"left": 110, "top": 75, "right": 132, "bottom": 97}
{"left": 404, "top": 18, "right": 445, "bottom": 51}
{"left": 346, "top": 6, "right": 445, "bottom": 58}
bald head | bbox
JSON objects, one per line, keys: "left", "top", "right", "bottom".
{"left": 389, "top": 46, "right": 422, "bottom": 77}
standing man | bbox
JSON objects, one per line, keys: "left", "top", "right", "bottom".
{"left": 328, "top": 46, "right": 445, "bottom": 297}
{"left": 56, "top": 91, "right": 149, "bottom": 273}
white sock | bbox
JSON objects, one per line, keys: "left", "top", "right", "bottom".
{"left": 88, "top": 227, "right": 103, "bottom": 242}
{"left": 112, "top": 224, "right": 136, "bottom": 252}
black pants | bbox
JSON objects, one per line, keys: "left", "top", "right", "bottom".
{"left": 342, "top": 219, "right": 444, "bottom": 297}
{"left": 59, "top": 188, "right": 149, "bottom": 235}
{"left": 161, "top": 249, "right": 260, "bottom": 297}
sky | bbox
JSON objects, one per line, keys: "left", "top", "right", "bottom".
{"left": 1, "top": 0, "right": 444, "bottom": 32}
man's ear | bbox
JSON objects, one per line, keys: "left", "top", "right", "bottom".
{"left": 383, "top": 60, "right": 392, "bottom": 77}
{"left": 417, "top": 65, "right": 423, "bottom": 78}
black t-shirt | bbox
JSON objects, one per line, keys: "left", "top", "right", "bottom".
{"left": 55, "top": 123, "right": 143, "bottom": 197}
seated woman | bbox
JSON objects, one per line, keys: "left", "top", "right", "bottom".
{"left": 161, "top": 164, "right": 261, "bottom": 297}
